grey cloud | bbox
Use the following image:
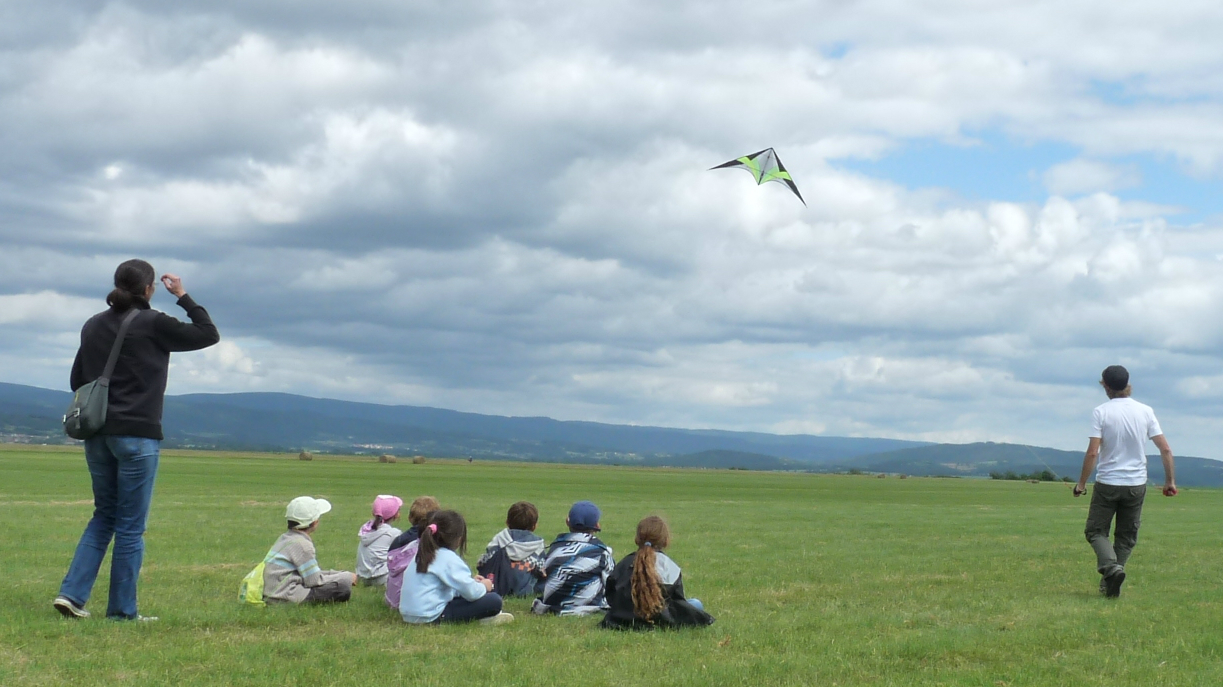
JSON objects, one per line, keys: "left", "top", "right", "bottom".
{"left": 4, "top": 1, "right": 1223, "bottom": 458}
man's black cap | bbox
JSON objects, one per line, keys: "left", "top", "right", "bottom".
{"left": 1102, "top": 365, "right": 1129, "bottom": 391}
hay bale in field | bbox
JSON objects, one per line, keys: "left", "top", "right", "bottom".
{"left": 412, "top": 455, "right": 426, "bottom": 464}
{"left": 298, "top": 451, "right": 313, "bottom": 461}
{"left": 898, "top": 474, "right": 908, "bottom": 480}
{"left": 876, "top": 473, "right": 886, "bottom": 478}
{"left": 378, "top": 454, "right": 396, "bottom": 463}
{"left": 1026, "top": 479, "right": 1040, "bottom": 484}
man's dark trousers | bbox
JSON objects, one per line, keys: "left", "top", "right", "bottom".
{"left": 1085, "top": 483, "right": 1146, "bottom": 574}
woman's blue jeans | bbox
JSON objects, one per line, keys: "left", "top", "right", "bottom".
{"left": 58, "top": 436, "right": 160, "bottom": 619}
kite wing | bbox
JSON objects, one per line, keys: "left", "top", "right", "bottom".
{"left": 710, "top": 147, "right": 805, "bottom": 205}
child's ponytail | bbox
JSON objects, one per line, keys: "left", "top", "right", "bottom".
{"left": 631, "top": 516, "right": 671, "bottom": 621}
{"left": 415, "top": 510, "right": 468, "bottom": 574}
{"left": 415, "top": 522, "right": 439, "bottom": 573}
{"left": 371, "top": 515, "right": 385, "bottom": 530}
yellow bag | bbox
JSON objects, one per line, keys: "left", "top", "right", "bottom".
{"left": 238, "top": 561, "right": 267, "bottom": 606}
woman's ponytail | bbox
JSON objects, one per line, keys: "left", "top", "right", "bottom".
{"left": 106, "top": 259, "right": 156, "bottom": 312}
{"left": 631, "top": 516, "right": 670, "bottom": 621}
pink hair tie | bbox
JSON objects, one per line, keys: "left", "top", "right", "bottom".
{"left": 427, "top": 524, "right": 438, "bottom": 534}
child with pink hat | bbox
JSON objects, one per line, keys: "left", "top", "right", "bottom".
{"left": 356, "top": 495, "right": 404, "bottom": 587}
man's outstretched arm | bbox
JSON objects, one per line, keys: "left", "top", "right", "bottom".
{"left": 1074, "top": 437, "right": 1101, "bottom": 497}
{"left": 1152, "top": 434, "right": 1176, "bottom": 496}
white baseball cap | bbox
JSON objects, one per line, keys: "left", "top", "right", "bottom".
{"left": 286, "top": 496, "right": 332, "bottom": 528}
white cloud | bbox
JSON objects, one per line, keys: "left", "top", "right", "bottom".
{"left": 2, "top": 1, "right": 1223, "bottom": 459}
{"left": 1044, "top": 159, "right": 1142, "bottom": 196}
{"left": 0, "top": 291, "right": 97, "bottom": 328}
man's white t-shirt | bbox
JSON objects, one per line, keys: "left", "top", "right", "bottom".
{"left": 1090, "top": 397, "right": 1163, "bottom": 486}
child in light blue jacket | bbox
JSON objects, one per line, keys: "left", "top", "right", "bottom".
{"left": 399, "top": 510, "right": 513, "bottom": 625}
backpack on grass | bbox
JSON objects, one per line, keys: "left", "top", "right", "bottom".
{"left": 238, "top": 560, "right": 268, "bottom": 606}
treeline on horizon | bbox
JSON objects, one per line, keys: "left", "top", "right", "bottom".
{"left": 989, "top": 469, "right": 1072, "bottom": 483}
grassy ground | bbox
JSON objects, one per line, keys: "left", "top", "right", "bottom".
{"left": 0, "top": 444, "right": 1220, "bottom": 686}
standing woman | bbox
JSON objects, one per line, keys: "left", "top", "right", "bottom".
{"left": 54, "top": 259, "right": 220, "bottom": 620}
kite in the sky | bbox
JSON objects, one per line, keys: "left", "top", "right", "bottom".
{"left": 710, "top": 148, "right": 805, "bottom": 205}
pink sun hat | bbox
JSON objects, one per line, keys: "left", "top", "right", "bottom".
{"left": 372, "top": 494, "right": 403, "bottom": 520}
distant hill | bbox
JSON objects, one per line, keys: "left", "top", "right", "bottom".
{"left": 0, "top": 382, "right": 925, "bottom": 464}
{"left": 4, "top": 382, "right": 1219, "bottom": 486}
{"left": 840, "top": 442, "right": 1084, "bottom": 477}
{"left": 838, "top": 441, "right": 1223, "bottom": 487}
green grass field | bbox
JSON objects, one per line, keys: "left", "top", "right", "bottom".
{"left": 1, "top": 444, "right": 1220, "bottom": 686}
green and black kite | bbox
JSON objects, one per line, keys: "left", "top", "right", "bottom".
{"left": 710, "top": 148, "right": 805, "bottom": 205}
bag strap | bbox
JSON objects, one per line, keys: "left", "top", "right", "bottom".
{"left": 101, "top": 309, "right": 141, "bottom": 382}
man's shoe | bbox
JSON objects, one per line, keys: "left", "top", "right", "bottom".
{"left": 479, "top": 612, "right": 514, "bottom": 626}
{"left": 53, "top": 596, "right": 90, "bottom": 619}
{"left": 1104, "top": 569, "right": 1126, "bottom": 598}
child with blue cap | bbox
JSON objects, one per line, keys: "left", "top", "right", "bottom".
{"left": 532, "top": 500, "right": 614, "bottom": 616}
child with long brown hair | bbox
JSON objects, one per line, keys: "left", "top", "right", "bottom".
{"left": 600, "top": 516, "right": 714, "bottom": 630}
{"left": 398, "top": 510, "right": 513, "bottom": 625}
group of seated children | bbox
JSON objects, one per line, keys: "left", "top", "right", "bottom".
{"left": 258, "top": 494, "right": 715, "bottom": 630}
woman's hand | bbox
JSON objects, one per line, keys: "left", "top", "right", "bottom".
{"left": 160, "top": 273, "right": 186, "bottom": 298}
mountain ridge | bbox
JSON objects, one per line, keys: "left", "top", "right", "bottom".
{"left": 3, "top": 382, "right": 1220, "bottom": 486}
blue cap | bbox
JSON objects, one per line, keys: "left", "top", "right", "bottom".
{"left": 567, "top": 500, "right": 601, "bottom": 531}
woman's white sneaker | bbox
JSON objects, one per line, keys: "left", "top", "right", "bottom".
{"left": 53, "top": 596, "right": 90, "bottom": 619}
{"left": 479, "top": 612, "right": 514, "bottom": 626}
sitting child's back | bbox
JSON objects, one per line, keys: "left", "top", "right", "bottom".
{"left": 399, "top": 510, "right": 510, "bottom": 625}
{"left": 600, "top": 516, "right": 714, "bottom": 630}
{"left": 477, "top": 501, "right": 546, "bottom": 597}
{"left": 264, "top": 497, "right": 355, "bottom": 604}
{"left": 355, "top": 495, "right": 403, "bottom": 587}
{"left": 534, "top": 501, "right": 614, "bottom": 615}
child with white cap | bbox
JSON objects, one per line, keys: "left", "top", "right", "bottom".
{"left": 263, "top": 496, "right": 356, "bottom": 604}
{"left": 356, "top": 495, "right": 404, "bottom": 587}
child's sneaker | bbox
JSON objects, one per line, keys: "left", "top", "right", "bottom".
{"left": 480, "top": 612, "right": 514, "bottom": 626}
{"left": 53, "top": 596, "right": 89, "bottom": 619}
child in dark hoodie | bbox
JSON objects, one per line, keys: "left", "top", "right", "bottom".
{"left": 388, "top": 495, "right": 441, "bottom": 552}
{"left": 477, "top": 501, "right": 547, "bottom": 597}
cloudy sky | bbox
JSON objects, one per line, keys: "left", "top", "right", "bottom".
{"left": 3, "top": 1, "right": 1223, "bottom": 457}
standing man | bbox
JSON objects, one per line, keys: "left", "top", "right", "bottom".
{"left": 1073, "top": 365, "right": 1176, "bottom": 598}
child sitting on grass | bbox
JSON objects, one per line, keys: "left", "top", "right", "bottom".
{"left": 384, "top": 496, "right": 441, "bottom": 609}
{"left": 388, "top": 495, "right": 441, "bottom": 551}
{"left": 399, "top": 510, "right": 513, "bottom": 625}
{"left": 600, "top": 516, "right": 714, "bottom": 630}
{"left": 532, "top": 500, "right": 614, "bottom": 616}
{"left": 477, "top": 501, "right": 547, "bottom": 597}
{"left": 264, "top": 496, "right": 356, "bottom": 604}
{"left": 356, "top": 495, "right": 403, "bottom": 587}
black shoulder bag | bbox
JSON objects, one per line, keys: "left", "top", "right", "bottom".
{"left": 63, "top": 309, "right": 141, "bottom": 440}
